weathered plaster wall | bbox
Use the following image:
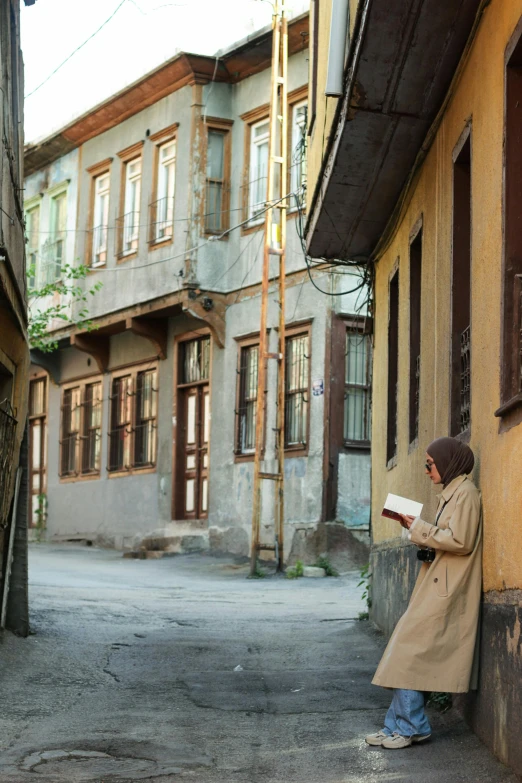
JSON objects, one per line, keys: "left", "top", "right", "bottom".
{"left": 370, "top": 0, "right": 522, "bottom": 773}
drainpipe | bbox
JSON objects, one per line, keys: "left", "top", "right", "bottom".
{"left": 325, "top": 0, "right": 350, "bottom": 97}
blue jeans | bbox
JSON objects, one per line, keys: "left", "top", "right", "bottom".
{"left": 383, "top": 689, "right": 432, "bottom": 737}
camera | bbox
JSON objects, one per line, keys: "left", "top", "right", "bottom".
{"left": 417, "top": 548, "right": 436, "bottom": 563}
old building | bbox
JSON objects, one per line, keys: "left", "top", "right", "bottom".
{"left": 0, "top": 0, "right": 34, "bottom": 636}
{"left": 306, "top": 0, "right": 522, "bottom": 775}
{"left": 25, "top": 12, "right": 371, "bottom": 564}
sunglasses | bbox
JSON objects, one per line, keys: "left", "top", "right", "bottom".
{"left": 425, "top": 461, "right": 434, "bottom": 472}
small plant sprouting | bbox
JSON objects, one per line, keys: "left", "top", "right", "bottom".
{"left": 250, "top": 559, "right": 266, "bottom": 579}
{"left": 426, "top": 692, "right": 452, "bottom": 713}
{"left": 286, "top": 559, "right": 304, "bottom": 579}
{"left": 33, "top": 493, "right": 48, "bottom": 542}
{"left": 314, "top": 555, "right": 339, "bottom": 577}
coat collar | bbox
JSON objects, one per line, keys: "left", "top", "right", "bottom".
{"left": 441, "top": 474, "right": 468, "bottom": 503}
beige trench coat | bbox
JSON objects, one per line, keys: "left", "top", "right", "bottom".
{"left": 372, "top": 475, "right": 482, "bottom": 693}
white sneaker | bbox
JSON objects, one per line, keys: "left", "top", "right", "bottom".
{"left": 382, "top": 732, "right": 431, "bottom": 749}
{"left": 365, "top": 731, "right": 390, "bottom": 746}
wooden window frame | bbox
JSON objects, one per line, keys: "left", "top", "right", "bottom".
{"left": 450, "top": 126, "right": 472, "bottom": 440}
{"left": 172, "top": 328, "right": 213, "bottom": 521}
{"left": 116, "top": 141, "right": 144, "bottom": 262}
{"left": 287, "top": 86, "right": 308, "bottom": 216}
{"left": 233, "top": 331, "right": 268, "bottom": 462}
{"left": 203, "top": 117, "right": 233, "bottom": 237}
{"left": 28, "top": 373, "right": 48, "bottom": 528}
{"left": 308, "top": 0, "right": 319, "bottom": 136}
{"left": 149, "top": 124, "right": 179, "bottom": 249}
{"left": 283, "top": 322, "right": 312, "bottom": 457}
{"left": 343, "top": 318, "right": 372, "bottom": 449}
{"left": 409, "top": 218, "right": 423, "bottom": 448}
{"left": 59, "top": 376, "right": 103, "bottom": 483}
{"left": 25, "top": 197, "right": 42, "bottom": 287}
{"left": 387, "top": 265, "right": 399, "bottom": 467}
{"left": 108, "top": 362, "right": 158, "bottom": 478}
{"left": 86, "top": 158, "right": 113, "bottom": 268}
{"left": 241, "top": 104, "right": 270, "bottom": 235}
{"left": 495, "top": 23, "right": 522, "bottom": 427}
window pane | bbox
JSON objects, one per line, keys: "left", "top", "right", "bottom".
{"left": 206, "top": 182, "right": 223, "bottom": 232}
{"left": 345, "top": 334, "right": 368, "bottom": 385}
{"left": 284, "top": 334, "right": 309, "bottom": 447}
{"left": 344, "top": 387, "right": 368, "bottom": 441}
{"left": 238, "top": 345, "right": 258, "bottom": 453}
{"left": 182, "top": 337, "right": 211, "bottom": 383}
{"left": 207, "top": 131, "right": 225, "bottom": 179}
{"left": 30, "top": 378, "right": 46, "bottom": 416}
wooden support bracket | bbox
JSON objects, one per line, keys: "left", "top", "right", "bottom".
{"left": 70, "top": 333, "right": 110, "bottom": 373}
{"left": 126, "top": 317, "right": 168, "bottom": 360}
{"left": 182, "top": 293, "right": 226, "bottom": 349}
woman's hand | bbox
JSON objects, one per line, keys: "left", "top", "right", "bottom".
{"left": 398, "top": 514, "right": 416, "bottom": 530}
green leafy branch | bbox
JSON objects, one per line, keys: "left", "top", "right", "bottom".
{"left": 28, "top": 264, "right": 103, "bottom": 353}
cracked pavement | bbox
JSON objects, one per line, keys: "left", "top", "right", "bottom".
{"left": 0, "top": 543, "right": 518, "bottom": 782}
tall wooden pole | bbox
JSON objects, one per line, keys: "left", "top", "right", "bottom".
{"left": 250, "top": 0, "right": 288, "bottom": 576}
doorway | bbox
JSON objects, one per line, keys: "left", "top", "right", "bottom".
{"left": 28, "top": 376, "right": 47, "bottom": 528}
{"left": 174, "top": 335, "right": 211, "bottom": 520}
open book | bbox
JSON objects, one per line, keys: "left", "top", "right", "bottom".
{"left": 382, "top": 493, "right": 423, "bottom": 523}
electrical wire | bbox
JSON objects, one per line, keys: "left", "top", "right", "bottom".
{"left": 25, "top": 0, "right": 128, "bottom": 99}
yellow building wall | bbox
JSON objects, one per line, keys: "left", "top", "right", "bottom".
{"left": 371, "top": 0, "right": 522, "bottom": 593}
{"left": 306, "top": 0, "right": 361, "bottom": 215}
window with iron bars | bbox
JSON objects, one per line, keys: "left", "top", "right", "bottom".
{"left": 0, "top": 398, "right": 17, "bottom": 529}
{"left": 108, "top": 367, "right": 158, "bottom": 472}
{"left": 284, "top": 332, "right": 310, "bottom": 449}
{"left": 60, "top": 380, "right": 102, "bottom": 478}
{"left": 235, "top": 343, "right": 259, "bottom": 455}
{"left": 344, "top": 331, "right": 371, "bottom": 445}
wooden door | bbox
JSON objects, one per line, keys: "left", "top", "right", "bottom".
{"left": 28, "top": 377, "right": 47, "bottom": 528}
{"left": 181, "top": 385, "right": 210, "bottom": 519}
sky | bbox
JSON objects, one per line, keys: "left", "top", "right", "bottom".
{"left": 21, "top": 0, "right": 309, "bottom": 144}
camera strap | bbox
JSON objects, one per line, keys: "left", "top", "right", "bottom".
{"left": 435, "top": 500, "right": 448, "bottom": 526}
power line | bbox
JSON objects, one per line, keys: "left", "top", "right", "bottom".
{"left": 25, "top": 0, "right": 128, "bottom": 99}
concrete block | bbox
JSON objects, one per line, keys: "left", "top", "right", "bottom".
{"left": 303, "top": 566, "right": 326, "bottom": 578}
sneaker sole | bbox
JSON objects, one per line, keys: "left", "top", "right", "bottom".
{"left": 412, "top": 734, "right": 431, "bottom": 744}
{"left": 365, "top": 736, "right": 389, "bottom": 746}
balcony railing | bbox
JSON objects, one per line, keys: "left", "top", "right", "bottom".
{"left": 149, "top": 198, "right": 174, "bottom": 244}
{"left": 39, "top": 233, "right": 65, "bottom": 285}
{"left": 90, "top": 223, "right": 109, "bottom": 267}
{"left": 116, "top": 211, "right": 140, "bottom": 257}
{"left": 460, "top": 325, "right": 471, "bottom": 432}
{"left": 0, "top": 399, "right": 17, "bottom": 529}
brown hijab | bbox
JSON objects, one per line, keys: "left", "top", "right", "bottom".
{"left": 427, "top": 437, "right": 475, "bottom": 487}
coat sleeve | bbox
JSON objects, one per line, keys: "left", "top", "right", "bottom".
{"left": 409, "top": 489, "right": 480, "bottom": 555}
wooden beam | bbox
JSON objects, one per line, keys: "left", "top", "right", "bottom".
{"left": 181, "top": 293, "right": 226, "bottom": 349}
{"left": 70, "top": 333, "right": 110, "bottom": 373}
{"left": 126, "top": 317, "right": 168, "bottom": 360}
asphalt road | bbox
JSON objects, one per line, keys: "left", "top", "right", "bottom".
{"left": 0, "top": 544, "right": 518, "bottom": 783}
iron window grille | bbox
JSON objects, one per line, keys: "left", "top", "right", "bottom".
{"left": 0, "top": 399, "right": 17, "bottom": 529}
{"left": 459, "top": 325, "right": 471, "bottom": 433}
{"left": 149, "top": 197, "right": 175, "bottom": 244}
{"left": 81, "top": 382, "right": 102, "bottom": 474}
{"left": 60, "top": 387, "right": 81, "bottom": 477}
{"left": 284, "top": 333, "right": 310, "bottom": 449}
{"left": 236, "top": 344, "right": 259, "bottom": 454}
{"left": 134, "top": 370, "right": 158, "bottom": 467}
{"left": 344, "top": 331, "right": 371, "bottom": 446}
{"left": 108, "top": 370, "right": 158, "bottom": 472}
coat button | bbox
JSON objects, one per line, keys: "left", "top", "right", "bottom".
{"left": 434, "top": 578, "right": 438, "bottom": 583}
{"left": 422, "top": 533, "right": 427, "bottom": 538}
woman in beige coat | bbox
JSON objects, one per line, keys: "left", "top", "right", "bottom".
{"left": 366, "top": 437, "right": 482, "bottom": 750}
